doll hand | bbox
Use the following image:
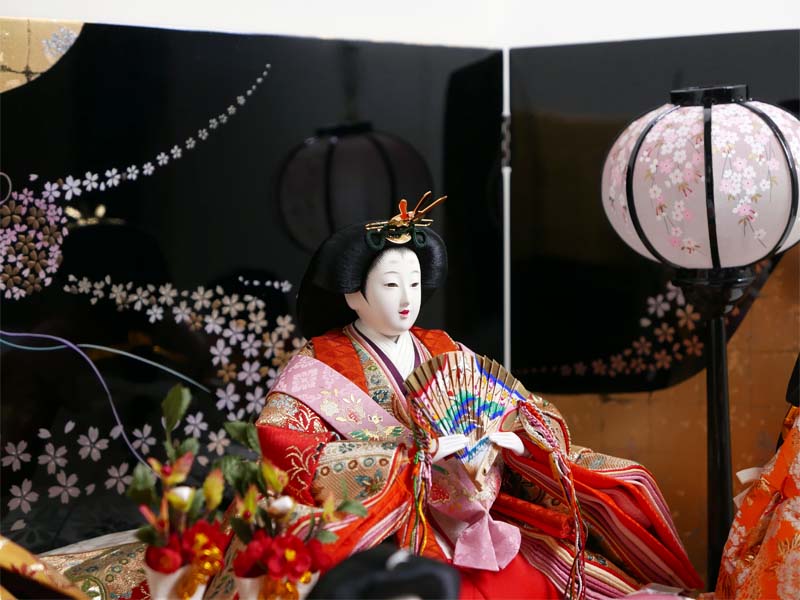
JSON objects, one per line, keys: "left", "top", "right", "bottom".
{"left": 488, "top": 432, "right": 525, "bottom": 456}
{"left": 430, "top": 434, "right": 468, "bottom": 463}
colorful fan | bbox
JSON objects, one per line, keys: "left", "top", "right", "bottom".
{"left": 405, "top": 351, "right": 528, "bottom": 488}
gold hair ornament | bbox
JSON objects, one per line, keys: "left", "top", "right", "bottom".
{"left": 364, "top": 191, "right": 446, "bottom": 250}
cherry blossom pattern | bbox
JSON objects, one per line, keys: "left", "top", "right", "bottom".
{"left": 518, "top": 279, "right": 706, "bottom": 379}
{"left": 32, "top": 63, "right": 272, "bottom": 202}
{"left": 49, "top": 471, "right": 80, "bottom": 503}
{"left": 77, "top": 427, "right": 109, "bottom": 461}
{"left": 1, "top": 441, "right": 32, "bottom": 472}
{"left": 63, "top": 276, "right": 305, "bottom": 424}
{"left": 636, "top": 107, "right": 706, "bottom": 256}
{"left": 104, "top": 463, "right": 132, "bottom": 494}
{"left": 8, "top": 479, "right": 39, "bottom": 514}
{"left": 0, "top": 186, "right": 68, "bottom": 299}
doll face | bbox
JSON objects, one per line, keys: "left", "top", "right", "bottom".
{"left": 345, "top": 248, "right": 422, "bottom": 338}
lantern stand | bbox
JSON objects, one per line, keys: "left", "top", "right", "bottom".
{"left": 673, "top": 266, "right": 755, "bottom": 587}
{"left": 607, "top": 83, "right": 800, "bottom": 589}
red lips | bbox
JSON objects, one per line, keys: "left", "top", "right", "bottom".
{"left": 399, "top": 309, "right": 410, "bottom": 316}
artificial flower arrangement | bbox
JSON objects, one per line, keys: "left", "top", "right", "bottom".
{"left": 127, "top": 386, "right": 230, "bottom": 600}
{"left": 220, "top": 419, "right": 367, "bottom": 600}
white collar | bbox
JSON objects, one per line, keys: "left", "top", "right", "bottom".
{"left": 353, "top": 319, "right": 416, "bottom": 379}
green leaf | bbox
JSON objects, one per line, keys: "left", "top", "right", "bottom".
{"left": 127, "top": 463, "right": 157, "bottom": 506}
{"left": 179, "top": 437, "right": 200, "bottom": 456}
{"left": 223, "top": 421, "right": 249, "bottom": 446}
{"left": 239, "top": 461, "right": 262, "bottom": 496}
{"left": 163, "top": 440, "right": 177, "bottom": 463}
{"left": 219, "top": 455, "right": 244, "bottom": 489}
{"left": 229, "top": 517, "right": 254, "bottom": 544}
{"left": 245, "top": 423, "right": 261, "bottom": 453}
{"left": 336, "top": 499, "right": 367, "bottom": 517}
{"left": 304, "top": 515, "right": 317, "bottom": 542}
{"left": 314, "top": 529, "right": 338, "bottom": 543}
{"left": 135, "top": 524, "right": 161, "bottom": 546}
{"left": 162, "top": 385, "right": 191, "bottom": 434}
{"left": 186, "top": 489, "right": 205, "bottom": 521}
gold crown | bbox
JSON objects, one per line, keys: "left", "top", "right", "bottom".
{"left": 365, "top": 191, "right": 446, "bottom": 246}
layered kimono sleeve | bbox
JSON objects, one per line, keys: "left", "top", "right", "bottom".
{"left": 254, "top": 357, "right": 427, "bottom": 561}
{"left": 498, "top": 389, "right": 703, "bottom": 592}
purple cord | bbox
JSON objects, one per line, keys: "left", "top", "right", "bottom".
{"left": 1, "top": 329, "right": 147, "bottom": 466}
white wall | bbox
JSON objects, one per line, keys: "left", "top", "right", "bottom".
{"left": 3, "top": 0, "right": 799, "bottom": 48}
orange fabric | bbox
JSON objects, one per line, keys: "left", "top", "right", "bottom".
{"left": 410, "top": 326, "right": 459, "bottom": 356}
{"left": 458, "top": 554, "right": 560, "bottom": 600}
{"left": 313, "top": 330, "right": 370, "bottom": 394}
{"left": 505, "top": 440, "right": 704, "bottom": 590}
{"left": 491, "top": 492, "right": 573, "bottom": 541}
{"left": 715, "top": 411, "right": 800, "bottom": 599}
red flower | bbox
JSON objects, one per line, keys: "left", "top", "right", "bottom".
{"left": 307, "top": 539, "right": 333, "bottom": 573}
{"left": 181, "top": 520, "right": 231, "bottom": 563}
{"left": 233, "top": 531, "right": 273, "bottom": 578}
{"left": 145, "top": 534, "right": 184, "bottom": 573}
{"left": 267, "top": 534, "right": 312, "bottom": 582}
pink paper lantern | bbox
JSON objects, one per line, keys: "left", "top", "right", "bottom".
{"left": 601, "top": 85, "right": 800, "bottom": 269}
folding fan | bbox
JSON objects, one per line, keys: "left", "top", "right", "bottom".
{"left": 405, "top": 351, "right": 528, "bottom": 488}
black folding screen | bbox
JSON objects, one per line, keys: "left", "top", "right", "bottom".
{"left": 510, "top": 30, "right": 800, "bottom": 393}
{"left": 1, "top": 23, "right": 798, "bottom": 551}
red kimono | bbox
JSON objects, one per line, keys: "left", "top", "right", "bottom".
{"left": 256, "top": 325, "right": 702, "bottom": 599}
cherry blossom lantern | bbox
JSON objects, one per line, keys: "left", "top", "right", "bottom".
{"left": 601, "top": 84, "right": 799, "bottom": 587}
{"left": 602, "top": 84, "right": 799, "bottom": 271}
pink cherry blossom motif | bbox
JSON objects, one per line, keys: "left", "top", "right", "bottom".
{"left": 733, "top": 201, "right": 758, "bottom": 222}
{"left": 692, "top": 152, "right": 704, "bottom": 167}
{"left": 670, "top": 236, "right": 681, "bottom": 247}
{"left": 733, "top": 157, "right": 747, "bottom": 171}
{"left": 671, "top": 226, "right": 683, "bottom": 237}
{"left": 683, "top": 209, "right": 693, "bottom": 222}
{"left": 658, "top": 158, "right": 675, "bottom": 174}
{"left": 681, "top": 238, "right": 702, "bottom": 254}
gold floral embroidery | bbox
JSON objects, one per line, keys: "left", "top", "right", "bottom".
{"left": 284, "top": 444, "right": 319, "bottom": 483}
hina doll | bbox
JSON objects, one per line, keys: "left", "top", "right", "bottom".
{"left": 255, "top": 194, "right": 703, "bottom": 599}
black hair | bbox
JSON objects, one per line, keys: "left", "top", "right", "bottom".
{"left": 297, "top": 222, "right": 447, "bottom": 338}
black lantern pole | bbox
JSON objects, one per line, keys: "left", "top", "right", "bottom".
{"left": 673, "top": 266, "right": 755, "bottom": 586}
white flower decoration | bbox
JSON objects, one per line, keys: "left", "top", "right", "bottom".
{"left": 238, "top": 360, "right": 261, "bottom": 386}
{"left": 42, "top": 182, "right": 61, "bottom": 200}
{"left": 63, "top": 175, "right": 82, "bottom": 200}
{"left": 38, "top": 443, "right": 68, "bottom": 475}
{"left": 210, "top": 339, "right": 231, "bottom": 366}
{"left": 132, "top": 424, "right": 156, "bottom": 455}
{"left": 49, "top": 471, "right": 80, "bottom": 504}
{"left": 83, "top": 171, "right": 99, "bottom": 190}
{"left": 2, "top": 441, "right": 32, "bottom": 471}
{"left": 105, "top": 463, "right": 132, "bottom": 495}
{"left": 77, "top": 427, "right": 109, "bottom": 461}
{"left": 207, "top": 429, "right": 230, "bottom": 456}
{"left": 105, "top": 168, "right": 121, "bottom": 187}
{"left": 8, "top": 479, "right": 39, "bottom": 513}
{"left": 215, "top": 383, "right": 240, "bottom": 412}
{"left": 184, "top": 412, "right": 208, "bottom": 438}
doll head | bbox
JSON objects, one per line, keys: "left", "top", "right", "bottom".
{"left": 297, "top": 219, "right": 447, "bottom": 339}
{"left": 344, "top": 247, "right": 422, "bottom": 338}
